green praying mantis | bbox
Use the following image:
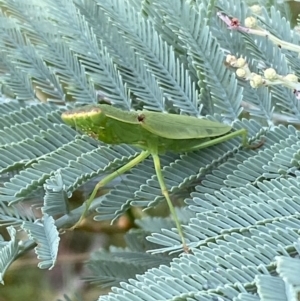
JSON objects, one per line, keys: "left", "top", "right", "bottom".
{"left": 62, "top": 104, "right": 257, "bottom": 252}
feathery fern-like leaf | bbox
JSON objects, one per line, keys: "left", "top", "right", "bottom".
{"left": 21, "top": 214, "right": 60, "bottom": 269}
{"left": 0, "top": 227, "right": 19, "bottom": 284}
{"left": 1, "top": 0, "right": 300, "bottom": 300}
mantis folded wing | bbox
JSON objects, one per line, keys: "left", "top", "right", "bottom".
{"left": 62, "top": 104, "right": 250, "bottom": 252}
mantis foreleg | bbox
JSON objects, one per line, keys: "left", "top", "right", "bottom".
{"left": 70, "top": 150, "right": 150, "bottom": 230}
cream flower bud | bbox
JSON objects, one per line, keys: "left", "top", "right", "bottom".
{"left": 284, "top": 74, "right": 298, "bottom": 83}
{"left": 264, "top": 68, "right": 277, "bottom": 80}
{"left": 250, "top": 74, "right": 263, "bottom": 88}
{"left": 236, "top": 58, "right": 247, "bottom": 68}
{"left": 245, "top": 17, "right": 257, "bottom": 28}
{"left": 226, "top": 54, "right": 237, "bottom": 66}
{"left": 236, "top": 68, "right": 246, "bottom": 78}
{"left": 249, "top": 5, "right": 262, "bottom": 15}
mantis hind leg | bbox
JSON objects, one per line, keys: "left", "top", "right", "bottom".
{"left": 187, "top": 128, "right": 249, "bottom": 152}
{"left": 186, "top": 128, "right": 264, "bottom": 152}
{"left": 152, "top": 153, "right": 189, "bottom": 253}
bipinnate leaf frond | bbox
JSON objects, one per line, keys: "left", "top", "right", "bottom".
{"left": 86, "top": 254, "right": 154, "bottom": 289}
{"left": 98, "top": 227, "right": 300, "bottom": 301}
{"left": 42, "top": 171, "right": 70, "bottom": 216}
{"left": 253, "top": 238, "right": 300, "bottom": 301}
{"left": 0, "top": 227, "right": 19, "bottom": 284}
{"left": 71, "top": 0, "right": 166, "bottom": 111}
{"left": 85, "top": 229, "right": 174, "bottom": 288}
{"left": 0, "top": 8, "right": 65, "bottom": 101}
{"left": 1, "top": 0, "right": 300, "bottom": 300}
{"left": 93, "top": 0, "right": 201, "bottom": 115}
{"left": 255, "top": 275, "right": 288, "bottom": 301}
{"left": 145, "top": 1, "right": 244, "bottom": 120}
{"left": 0, "top": 55, "right": 36, "bottom": 101}
{"left": 0, "top": 202, "right": 35, "bottom": 226}
{"left": 21, "top": 214, "right": 59, "bottom": 269}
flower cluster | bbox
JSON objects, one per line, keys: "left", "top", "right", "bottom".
{"left": 218, "top": 10, "right": 300, "bottom": 98}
